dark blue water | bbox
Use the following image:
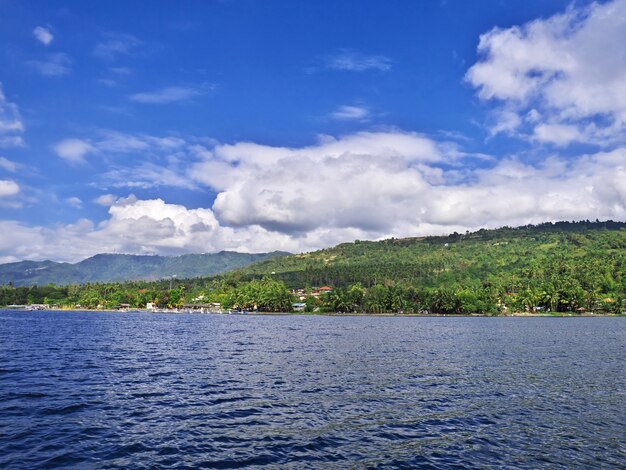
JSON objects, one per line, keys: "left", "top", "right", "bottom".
{"left": 0, "top": 311, "right": 624, "bottom": 469}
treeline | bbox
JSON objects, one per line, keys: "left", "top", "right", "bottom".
{"left": 0, "top": 278, "right": 294, "bottom": 312}
{"left": 307, "top": 282, "right": 624, "bottom": 315}
{"left": 0, "top": 275, "right": 623, "bottom": 314}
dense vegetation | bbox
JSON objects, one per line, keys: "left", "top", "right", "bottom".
{"left": 0, "top": 251, "right": 289, "bottom": 286}
{"left": 1, "top": 221, "right": 625, "bottom": 314}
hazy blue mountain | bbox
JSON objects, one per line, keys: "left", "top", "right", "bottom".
{"left": 0, "top": 251, "right": 290, "bottom": 286}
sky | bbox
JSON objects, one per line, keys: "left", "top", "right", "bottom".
{"left": 0, "top": 0, "right": 625, "bottom": 263}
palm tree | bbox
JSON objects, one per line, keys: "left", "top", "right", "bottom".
{"left": 541, "top": 283, "right": 560, "bottom": 312}
{"left": 518, "top": 288, "right": 539, "bottom": 312}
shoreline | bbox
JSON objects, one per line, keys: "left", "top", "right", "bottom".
{"left": 1, "top": 307, "right": 623, "bottom": 318}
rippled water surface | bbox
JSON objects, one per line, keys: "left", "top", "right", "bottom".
{"left": 1, "top": 310, "right": 624, "bottom": 468}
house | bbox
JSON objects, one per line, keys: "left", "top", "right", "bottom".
{"left": 181, "top": 302, "right": 223, "bottom": 313}
{"left": 291, "top": 289, "right": 307, "bottom": 301}
{"left": 28, "top": 304, "right": 49, "bottom": 310}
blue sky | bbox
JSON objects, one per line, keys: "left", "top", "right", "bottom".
{"left": 0, "top": 0, "right": 625, "bottom": 262}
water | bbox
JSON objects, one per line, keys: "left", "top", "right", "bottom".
{"left": 0, "top": 310, "right": 624, "bottom": 469}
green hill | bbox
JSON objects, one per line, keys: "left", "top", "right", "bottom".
{"left": 226, "top": 221, "right": 626, "bottom": 313}
{"left": 0, "top": 251, "right": 290, "bottom": 286}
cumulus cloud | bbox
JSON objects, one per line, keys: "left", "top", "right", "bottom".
{"left": 129, "top": 84, "right": 213, "bottom": 104}
{"left": 192, "top": 131, "right": 444, "bottom": 232}
{"left": 187, "top": 132, "right": 626, "bottom": 235}
{"left": 33, "top": 26, "right": 53, "bottom": 45}
{"left": 0, "top": 84, "right": 24, "bottom": 148}
{"left": 46, "top": 126, "right": 623, "bottom": 244}
{"left": 31, "top": 123, "right": 625, "bottom": 263}
{"left": 53, "top": 138, "right": 94, "bottom": 164}
{"left": 466, "top": 0, "right": 626, "bottom": 146}
{"left": 0, "top": 197, "right": 306, "bottom": 262}
{"left": 27, "top": 53, "right": 72, "bottom": 77}
{"left": 1, "top": 140, "right": 625, "bottom": 262}
{"left": 0, "top": 118, "right": 624, "bottom": 263}
{"left": 420, "top": 151, "right": 626, "bottom": 227}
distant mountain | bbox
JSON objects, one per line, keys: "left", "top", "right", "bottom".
{"left": 0, "top": 251, "right": 290, "bottom": 286}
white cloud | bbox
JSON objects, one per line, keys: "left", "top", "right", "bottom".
{"left": 93, "top": 194, "right": 119, "bottom": 206}
{"left": 0, "top": 179, "right": 21, "bottom": 208}
{"left": 193, "top": 131, "right": 444, "bottom": 231}
{"left": 0, "top": 137, "right": 25, "bottom": 148}
{"left": 0, "top": 84, "right": 24, "bottom": 148}
{"left": 487, "top": 109, "right": 522, "bottom": 137}
{"left": 0, "top": 197, "right": 306, "bottom": 262}
{"left": 52, "top": 138, "right": 94, "bottom": 164}
{"left": 102, "top": 163, "right": 199, "bottom": 190}
{"left": 1, "top": 142, "right": 625, "bottom": 262}
{"left": 53, "top": 131, "right": 189, "bottom": 185}
{"left": 0, "top": 157, "right": 18, "bottom": 172}
{"left": 466, "top": 0, "right": 626, "bottom": 146}
{"left": 322, "top": 49, "right": 392, "bottom": 72}
{"left": 532, "top": 123, "right": 583, "bottom": 146}
{"left": 24, "top": 128, "right": 624, "bottom": 262}
{"left": 0, "top": 179, "right": 19, "bottom": 197}
{"left": 94, "top": 32, "right": 141, "bottom": 59}
{"left": 65, "top": 196, "right": 82, "bottom": 208}
{"left": 33, "top": 26, "right": 53, "bottom": 45}
{"left": 129, "top": 85, "right": 213, "bottom": 104}
{"left": 331, "top": 105, "right": 370, "bottom": 121}
{"left": 99, "top": 129, "right": 182, "bottom": 155}
{"left": 27, "top": 53, "right": 72, "bottom": 77}
{"left": 188, "top": 132, "right": 626, "bottom": 235}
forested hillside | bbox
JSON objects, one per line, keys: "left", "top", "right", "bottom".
{"left": 220, "top": 220, "right": 626, "bottom": 314}
{"left": 237, "top": 221, "right": 626, "bottom": 288}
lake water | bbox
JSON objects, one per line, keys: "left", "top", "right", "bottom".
{"left": 0, "top": 310, "right": 624, "bottom": 469}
